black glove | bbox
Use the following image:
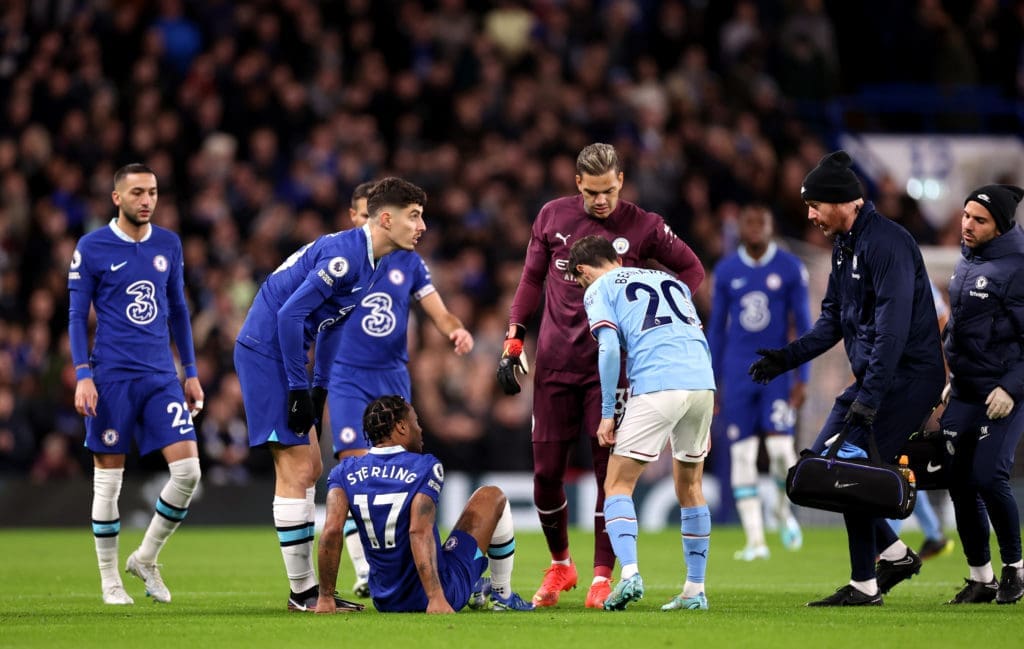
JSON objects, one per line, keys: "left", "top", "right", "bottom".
{"left": 311, "top": 386, "right": 328, "bottom": 434}
{"left": 496, "top": 324, "right": 529, "bottom": 395}
{"left": 844, "top": 400, "right": 877, "bottom": 428}
{"left": 748, "top": 348, "right": 788, "bottom": 384}
{"left": 287, "top": 389, "right": 315, "bottom": 436}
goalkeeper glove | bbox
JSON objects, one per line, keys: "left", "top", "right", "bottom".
{"left": 496, "top": 324, "right": 529, "bottom": 395}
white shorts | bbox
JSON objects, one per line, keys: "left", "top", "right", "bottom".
{"left": 613, "top": 389, "right": 714, "bottom": 463}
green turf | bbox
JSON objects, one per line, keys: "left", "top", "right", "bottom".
{"left": 0, "top": 525, "right": 1018, "bottom": 649}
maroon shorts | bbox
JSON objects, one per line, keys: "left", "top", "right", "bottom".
{"left": 531, "top": 366, "right": 627, "bottom": 443}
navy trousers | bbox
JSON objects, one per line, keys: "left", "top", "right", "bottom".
{"left": 941, "top": 398, "right": 1024, "bottom": 567}
{"left": 811, "top": 373, "right": 943, "bottom": 582}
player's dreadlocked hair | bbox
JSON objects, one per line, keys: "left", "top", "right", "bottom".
{"left": 362, "top": 395, "right": 409, "bottom": 446}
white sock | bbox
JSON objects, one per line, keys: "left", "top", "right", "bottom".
{"left": 735, "top": 497, "right": 766, "bottom": 548}
{"left": 765, "top": 436, "right": 798, "bottom": 522}
{"left": 850, "top": 579, "right": 878, "bottom": 595}
{"left": 970, "top": 563, "right": 995, "bottom": 583}
{"left": 591, "top": 576, "right": 610, "bottom": 585}
{"left": 551, "top": 558, "right": 572, "bottom": 566}
{"left": 1008, "top": 560, "right": 1024, "bottom": 569}
{"left": 305, "top": 486, "right": 316, "bottom": 522}
{"left": 879, "top": 540, "right": 909, "bottom": 562}
{"left": 274, "top": 495, "right": 316, "bottom": 593}
{"left": 344, "top": 517, "right": 369, "bottom": 582}
{"left": 92, "top": 467, "right": 124, "bottom": 589}
{"left": 487, "top": 501, "right": 516, "bottom": 597}
{"left": 620, "top": 563, "right": 639, "bottom": 580}
{"left": 137, "top": 457, "right": 200, "bottom": 563}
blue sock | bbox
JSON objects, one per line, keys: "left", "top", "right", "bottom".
{"left": 604, "top": 495, "right": 639, "bottom": 572}
{"left": 681, "top": 505, "right": 711, "bottom": 585}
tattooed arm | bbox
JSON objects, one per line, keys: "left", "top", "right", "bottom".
{"left": 316, "top": 486, "right": 350, "bottom": 613}
{"left": 410, "top": 492, "right": 453, "bottom": 614}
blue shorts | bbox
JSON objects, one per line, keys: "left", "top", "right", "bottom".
{"left": 327, "top": 365, "right": 410, "bottom": 456}
{"left": 439, "top": 529, "right": 489, "bottom": 611}
{"left": 85, "top": 374, "right": 195, "bottom": 456}
{"left": 234, "top": 343, "right": 309, "bottom": 448}
{"left": 719, "top": 373, "right": 795, "bottom": 443}
{"left": 372, "top": 529, "right": 487, "bottom": 612}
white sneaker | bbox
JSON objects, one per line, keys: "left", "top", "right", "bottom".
{"left": 352, "top": 577, "right": 370, "bottom": 598}
{"left": 126, "top": 551, "right": 171, "bottom": 603}
{"left": 102, "top": 583, "right": 135, "bottom": 605}
{"left": 733, "top": 545, "right": 771, "bottom": 561}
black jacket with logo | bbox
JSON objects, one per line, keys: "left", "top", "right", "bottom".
{"left": 945, "top": 225, "right": 1024, "bottom": 403}
{"left": 785, "top": 201, "right": 944, "bottom": 410}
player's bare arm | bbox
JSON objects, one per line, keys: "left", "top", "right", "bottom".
{"left": 183, "top": 377, "right": 204, "bottom": 417}
{"left": 316, "top": 487, "right": 350, "bottom": 613}
{"left": 409, "top": 493, "right": 453, "bottom": 613}
{"left": 420, "top": 292, "right": 474, "bottom": 355}
{"left": 74, "top": 374, "right": 98, "bottom": 417}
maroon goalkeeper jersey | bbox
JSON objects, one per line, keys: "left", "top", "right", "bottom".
{"left": 508, "top": 195, "right": 705, "bottom": 375}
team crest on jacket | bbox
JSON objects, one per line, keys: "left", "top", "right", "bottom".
{"left": 444, "top": 536, "right": 458, "bottom": 550}
{"left": 389, "top": 269, "right": 405, "bottom": 285}
{"left": 71, "top": 249, "right": 82, "bottom": 269}
{"left": 153, "top": 255, "right": 168, "bottom": 272}
{"left": 612, "top": 237, "right": 629, "bottom": 254}
{"left": 102, "top": 428, "right": 119, "bottom": 446}
{"left": 328, "top": 257, "right": 349, "bottom": 278}
{"left": 766, "top": 273, "right": 781, "bottom": 290}
{"left": 975, "top": 276, "right": 988, "bottom": 289}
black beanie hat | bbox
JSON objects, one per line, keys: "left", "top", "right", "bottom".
{"left": 964, "top": 184, "right": 1024, "bottom": 234}
{"left": 801, "top": 150, "right": 863, "bottom": 204}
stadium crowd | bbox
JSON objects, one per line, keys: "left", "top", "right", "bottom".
{"left": 0, "top": 0, "right": 1021, "bottom": 481}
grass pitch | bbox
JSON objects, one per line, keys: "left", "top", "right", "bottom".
{"left": 0, "top": 525, "right": 1019, "bottom": 649}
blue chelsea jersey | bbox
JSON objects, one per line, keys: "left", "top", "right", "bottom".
{"left": 708, "top": 243, "right": 812, "bottom": 384}
{"left": 237, "top": 226, "right": 381, "bottom": 377}
{"left": 331, "top": 251, "right": 434, "bottom": 371}
{"left": 327, "top": 447, "right": 445, "bottom": 612}
{"left": 585, "top": 266, "right": 715, "bottom": 395}
{"left": 68, "top": 221, "right": 195, "bottom": 381}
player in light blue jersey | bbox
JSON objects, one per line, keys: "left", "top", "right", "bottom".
{"left": 318, "top": 182, "right": 473, "bottom": 598}
{"left": 707, "top": 205, "right": 811, "bottom": 561}
{"left": 69, "top": 164, "right": 204, "bottom": 606}
{"left": 234, "top": 177, "right": 426, "bottom": 612}
{"left": 316, "top": 396, "right": 533, "bottom": 613}
{"left": 568, "top": 235, "right": 715, "bottom": 612}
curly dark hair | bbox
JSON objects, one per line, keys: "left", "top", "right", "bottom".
{"left": 362, "top": 395, "right": 410, "bottom": 446}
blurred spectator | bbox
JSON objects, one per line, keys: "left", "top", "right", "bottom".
{"left": 0, "top": 0, "right": 1013, "bottom": 480}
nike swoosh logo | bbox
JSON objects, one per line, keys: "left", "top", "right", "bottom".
{"left": 110, "top": 261, "right": 128, "bottom": 271}
{"left": 179, "top": 426, "right": 194, "bottom": 435}
{"left": 351, "top": 286, "right": 363, "bottom": 292}
{"left": 891, "top": 556, "right": 915, "bottom": 566}
{"left": 834, "top": 481, "right": 859, "bottom": 489}
{"left": 926, "top": 462, "right": 942, "bottom": 473}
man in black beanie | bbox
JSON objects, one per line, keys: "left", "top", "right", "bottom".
{"left": 749, "top": 150, "right": 946, "bottom": 606}
{"left": 940, "top": 183, "right": 1024, "bottom": 605}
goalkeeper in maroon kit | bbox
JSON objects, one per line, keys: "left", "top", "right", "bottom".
{"left": 498, "top": 143, "right": 705, "bottom": 608}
